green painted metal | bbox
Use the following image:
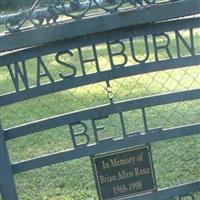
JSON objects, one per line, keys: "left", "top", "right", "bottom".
{"left": 0, "top": 0, "right": 200, "bottom": 199}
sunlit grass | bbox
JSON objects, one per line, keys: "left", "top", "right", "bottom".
{"left": 0, "top": 32, "right": 200, "bottom": 199}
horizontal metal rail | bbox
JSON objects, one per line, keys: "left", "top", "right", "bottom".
{"left": 4, "top": 88, "right": 200, "bottom": 140}
{"left": 1, "top": 16, "right": 200, "bottom": 106}
{"left": 0, "top": 0, "right": 169, "bottom": 26}
{"left": 0, "top": 1, "right": 199, "bottom": 200}
{"left": 0, "top": 16, "right": 199, "bottom": 66}
{"left": 127, "top": 181, "right": 200, "bottom": 200}
{"left": 1, "top": 56, "right": 200, "bottom": 106}
{"left": 0, "top": 0, "right": 199, "bottom": 52}
{"left": 12, "top": 122, "right": 200, "bottom": 173}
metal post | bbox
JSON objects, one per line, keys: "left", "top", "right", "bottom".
{"left": 0, "top": 121, "right": 19, "bottom": 200}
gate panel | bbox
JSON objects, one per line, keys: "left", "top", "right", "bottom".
{"left": 0, "top": 0, "right": 200, "bottom": 199}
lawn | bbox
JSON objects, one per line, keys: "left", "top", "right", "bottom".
{"left": 0, "top": 27, "right": 200, "bottom": 199}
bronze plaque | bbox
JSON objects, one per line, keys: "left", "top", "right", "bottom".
{"left": 91, "top": 145, "right": 157, "bottom": 200}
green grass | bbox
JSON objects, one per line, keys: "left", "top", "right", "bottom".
{"left": 1, "top": 31, "right": 200, "bottom": 199}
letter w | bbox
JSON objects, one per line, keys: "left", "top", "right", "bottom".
{"left": 7, "top": 61, "right": 29, "bottom": 92}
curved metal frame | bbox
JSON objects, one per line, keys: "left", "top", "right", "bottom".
{"left": 0, "top": 0, "right": 178, "bottom": 32}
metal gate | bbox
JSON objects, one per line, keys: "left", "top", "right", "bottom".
{"left": 0, "top": 0, "right": 200, "bottom": 199}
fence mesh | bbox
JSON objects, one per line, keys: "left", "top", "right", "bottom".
{"left": 0, "top": 2, "right": 200, "bottom": 200}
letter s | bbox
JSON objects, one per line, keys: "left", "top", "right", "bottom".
{"left": 55, "top": 50, "right": 77, "bottom": 79}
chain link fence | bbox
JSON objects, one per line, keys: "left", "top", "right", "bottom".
{"left": 0, "top": 2, "right": 200, "bottom": 200}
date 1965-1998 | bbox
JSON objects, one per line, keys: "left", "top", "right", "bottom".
{"left": 113, "top": 181, "right": 142, "bottom": 195}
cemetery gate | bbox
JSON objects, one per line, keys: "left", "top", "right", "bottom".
{"left": 0, "top": 0, "right": 200, "bottom": 199}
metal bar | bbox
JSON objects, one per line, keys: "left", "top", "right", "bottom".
{"left": 1, "top": 17, "right": 199, "bottom": 66}
{"left": 142, "top": 108, "right": 148, "bottom": 132}
{"left": 0, "top": 1, "right": 110, "bottom": 25}
{"left": 0, "top": 122, "right": 19, "bottom": 200}
{"left": 0, "top": 0, "right": 199, "bottom": 52}
{"left": 12, "top": 122, "right": 200, "bottom": 173}
{"left": 0, "top": 0, "right": 172, "bottom": 26}
{"left": 1, "top": 55, "right": 200, "bottom": 107}
{"left": 126, "top": 181, "right": 200, "bottom": 200}
{"left": 4, "top": 88, "right": 200, "bottom": 140}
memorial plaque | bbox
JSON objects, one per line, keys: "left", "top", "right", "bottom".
{"left": 91, "top": 145, "right": 157, "bottom": 200}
